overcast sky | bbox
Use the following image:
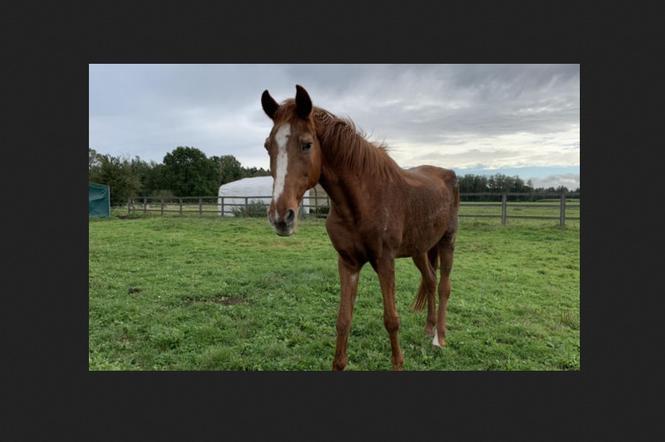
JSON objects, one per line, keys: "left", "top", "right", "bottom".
{"left": 89, "top": 64, "right": 579, "bottom": 188}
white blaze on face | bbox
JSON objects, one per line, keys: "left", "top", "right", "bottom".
{"left": 272, "top": 124, "right": 291, "bottom": 212}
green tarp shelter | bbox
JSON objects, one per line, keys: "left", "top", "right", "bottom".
{"left": 89, "top": 182, "right": 110, "bottom": 217}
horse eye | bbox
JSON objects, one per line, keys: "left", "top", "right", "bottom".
{"left": 301, "top": 142, "right": 312, "bottom": 152}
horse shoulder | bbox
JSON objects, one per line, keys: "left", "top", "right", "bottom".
{"left": 325, "top": 210, "right": 367, "bottom": 261}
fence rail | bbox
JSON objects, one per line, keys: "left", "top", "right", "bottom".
{"left": 125, "top": 192, "right": 580, "bottom": 226}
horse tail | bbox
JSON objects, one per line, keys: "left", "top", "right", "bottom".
{"left": 454, "top": 179, "right": 460, "bottom": 207}
{"left": 413, "top": 247, "right": 439, "bottom": 311}
{"left": 442, "top": 168, "right": 460, "bottom": 232}
{"left": 449, "top": 170, "right": 460, "bottom": 208}
{"left": 413, "top": 293, "right": 426, "bottom": 311}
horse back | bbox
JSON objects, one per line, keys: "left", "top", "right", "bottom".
{"left": 402, "top": 165, "right": 459, "bottom": 210}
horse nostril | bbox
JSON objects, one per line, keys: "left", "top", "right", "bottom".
{"left": 285, "top": 209, "right": 295, "bottom": 223}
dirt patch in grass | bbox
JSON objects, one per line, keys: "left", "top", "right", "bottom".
{"left": 181, "top": 293, "right": 247, "bottom": 306}
{"left": 114, "top": 213, "right": 139, "bottom": 219}
{"left": 218, "top": 296, "right": 245, "bottom": 305}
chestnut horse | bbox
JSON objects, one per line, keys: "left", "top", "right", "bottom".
{"left": 261, "top": 85, "right": 460, "bottom": 370}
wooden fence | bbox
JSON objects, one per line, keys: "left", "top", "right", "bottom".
{"left": 455, "top": 192, "right": 580, "bottom": 225}
{"left": 126, "top": 192, "right": 580, "bottom": 226}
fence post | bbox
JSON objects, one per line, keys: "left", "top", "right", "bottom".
{"left": 198, "top": 197, "right": 202, "bottom": 216}
{"left": 160, "top": 198, "right": 164, "bottom": 216}
{"left": 314, "top": 189, "right": 318, "bottom": 218}
{"left": 143, "top": 197, "right": 147, "bottom": 214}
{"left": 221, "top": 197, "right": 225, "bottom": 217}
{"left": 127, "top": 198, "right": 131, "bottom": 215}
{"left": 501, "top": 194, "right": 507, "bottom": 225}
{"left": 245, "top": 197, "right": 249, "bottom": 217}
{"left": 560, "top": 193, "right": 566, "bottom": 226}
{"left": 179, "top": 198, "right": 183, "bottom": 215}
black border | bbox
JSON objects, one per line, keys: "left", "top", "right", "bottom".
{"left": 5, "top": 1, "right": 664, "bottom": 440}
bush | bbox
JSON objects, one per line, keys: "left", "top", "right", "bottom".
{"left": 150, "top": 189, "right": 176, "bottom": 200}
{"left": 312, "top": 206, "right": 329, "bottom": 217}
{"left": 233, "top": 201, "right": 268, "bottom": 217}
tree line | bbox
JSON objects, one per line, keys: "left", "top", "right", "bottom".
{"left": 89, "top": 146, "right": 270, "bottom": 206}
{"left": 89, "top": 146, "right": 580, "bottom": 206}
{"left": 456, "top": 174, "right": 579, "bottom": 201}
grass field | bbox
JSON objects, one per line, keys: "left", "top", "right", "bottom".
{"left": 89, "top": 215, "right": 580, "bottom": 371}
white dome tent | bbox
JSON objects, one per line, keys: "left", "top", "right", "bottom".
{"left": 217, "top": 176, "right": 312, "bottom": 217}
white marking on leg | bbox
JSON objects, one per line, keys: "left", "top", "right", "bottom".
{"left": 349, "top": 273, "right": 358, "bottom": 305}
{"left": 272, "top": 124, "right": 291, "bottom": 215}
{"left": 432, "top": 327, "right": 441, "bottom": 347}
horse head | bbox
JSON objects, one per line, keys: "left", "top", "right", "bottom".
{"left": 261, "top": 85, "right": 322, "bottom": 236}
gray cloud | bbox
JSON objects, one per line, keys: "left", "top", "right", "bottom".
{"left": 529, "top": 173, "right": 580, "bottom": 190}
{"left": 90, "top": 64, "right": 579, "bottom": 181}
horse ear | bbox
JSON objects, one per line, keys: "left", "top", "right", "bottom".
{"left": 261, "top": 90, "right": 279, "bottom": 119}
{"left": 295, "top": 85, "right": 312, "bottom": 119}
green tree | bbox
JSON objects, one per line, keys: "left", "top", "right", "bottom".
{"left": 145, "top": 163, "right": 169, "bottom": 195}
{"left": 128, "top": 156, "right": 152, "bottom": 192}
{"left": 241, "top": 166, "right": 271, "bottom": 179}
{"left": 162, "top": 146, "right": 220, "bottom": 196}
{"left": 89, "top": 147, "right": 101, "bottom": 171}
{"left": 89, "top": 153, "right": 142, "bottom": 206}
{"left": 214, "top": 155, "right": 243, "bottom": 185}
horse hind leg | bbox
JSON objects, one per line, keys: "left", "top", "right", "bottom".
{"left": 411, "top": 249, "right": 438, "bottom": 337}
{"left": 433, "top": 232, "right": 455, "bottom": 348}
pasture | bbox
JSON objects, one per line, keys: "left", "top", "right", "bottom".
{"left": 89, "top": 214, "right": 580, "bottom": 370}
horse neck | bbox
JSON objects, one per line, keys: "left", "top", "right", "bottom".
{"left": 312, "top": 111, "right": 403, "bottom": 220}
{"left": 318, "top": 160, "right": 366, "bottom": 221}
{"left": 317, "top": 139, "right": 393, "bottom": 222}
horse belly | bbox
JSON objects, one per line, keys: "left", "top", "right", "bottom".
{"left": 397, "top": 220, "right": 447, "bottom": 257}
{"left": 397, "top": 192, "right": 450, "bottom": 257}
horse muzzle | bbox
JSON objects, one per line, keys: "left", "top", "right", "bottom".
{"left": 268, "top": 208, "right": 296, "bottom": 236}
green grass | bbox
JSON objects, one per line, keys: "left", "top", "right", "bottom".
{"left": 89, "top": 215, "right": 580, "bottom": 371}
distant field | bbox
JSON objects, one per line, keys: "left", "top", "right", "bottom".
{"left": 89, "top": 216, "right": 579, "bottom": 370}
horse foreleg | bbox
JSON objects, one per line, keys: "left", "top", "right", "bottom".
{"left": 376, "top": 258, "right": 404, "bottom": 370}
{"left": 332, "top": 256, "right": 360, "bottom": 371}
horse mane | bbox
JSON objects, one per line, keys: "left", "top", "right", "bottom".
{"left": 313, "top": 107, "right": 403, "bottom": 180}
{"left": 274, "top": 99, "right": 403, "bottom": 180}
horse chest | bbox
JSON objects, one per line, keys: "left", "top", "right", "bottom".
{"left": 326, "top": 213, "right": 402, "bottom": 263}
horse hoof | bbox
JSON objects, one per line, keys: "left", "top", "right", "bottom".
{"left": 332, "top": 359, "right": 347, "bottom": 371}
